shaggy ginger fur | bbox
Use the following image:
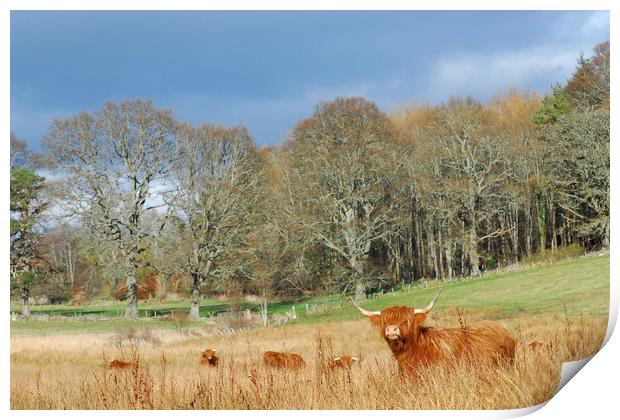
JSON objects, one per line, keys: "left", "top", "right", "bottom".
{"left": 108, "top": 359, "right": 139, "bottom": 370}
{"left": 200, "top": 349, "right": 219, "bottom": 367}
{"left": 263, "top": 351, "right": 306, "bottom": 369}
{"left": 328, "top": 355, "right": 359, "bottom": 369}
{"left": 369, "top": 306, "right": 516, "bottom": 375}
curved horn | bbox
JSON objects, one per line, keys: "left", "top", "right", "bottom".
{"left": 350, "top": 298, "right": 381, "bottom": 317}
{"left": 413, "top": 290, "right": 442, "bottom": 315}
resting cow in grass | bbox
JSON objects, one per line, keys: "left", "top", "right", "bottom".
{"left": 108, "top": 359, "right": 139, "bottom": 370}
{"left": 352, "top": 290, "right": 515, "bottom": 376}
{"left": 328, "top": 356, "right": 359, "bottom": 369}
{"left": 263, "top": 351, "right": 306, "bottom": 369}
{"left": 200, "top": 349, "right": 219, "bottom": 367}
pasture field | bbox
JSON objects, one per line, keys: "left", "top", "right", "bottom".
{"left": 10, "top": 254, "right": 610, "bottom": 334}
{"left": 9, "top": 296, "right": 305, "bottom": 321}
{"left": 10, "top": 254, "right": 610, "bottom": 409}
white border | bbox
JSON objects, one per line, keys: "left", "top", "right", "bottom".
{"left": 2, "top": 2, "right": 616, "bottom": 419}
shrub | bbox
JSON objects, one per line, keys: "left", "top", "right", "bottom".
{"left": 31, "top": 278, "right": 71, "bottom": 304}
{"left": 168, "top": 312, "right": 190, "bottom": 333}
{"left": 522, "top": 244, "right": 585, "bottom": 265}
{"left": 68, "top": 290, "right": 88, "bottom": 306}
{"left": 112, "top": 269, "right": 160, "bottom": 300}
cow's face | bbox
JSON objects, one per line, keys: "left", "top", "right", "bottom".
{"left": 352, "top": 290, "right": 441, "bottom": 348}
{"left": 369, "top": 307, "right": 427, "bottom": 344}
{"left": 330, "top": 356, "right": 359, "bottom": 368}
{"left": 201, "top": 349, "right": 218, "bottom": 364}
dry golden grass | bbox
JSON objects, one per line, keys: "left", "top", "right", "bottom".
{"left": 10, "top": 311, "right": 607, "bottom": 410}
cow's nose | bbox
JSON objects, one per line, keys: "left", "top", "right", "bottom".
{"left": 385, "top": 325, "right": 400, "bottom": 337}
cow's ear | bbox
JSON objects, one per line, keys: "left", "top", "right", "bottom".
{"left": 412, "top": 313, "right": 427, "bottom": 327}
{"left": 369, "top": 314, "right": 382, "bottom": 327}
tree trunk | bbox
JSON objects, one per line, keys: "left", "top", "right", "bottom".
{"left": 427, "top": 226, "right": 440, "bottom": 279}
{"left": 414, "top": 209, "right": 424, "bottom": 278}
{"left": 460, "top": 242, "right": 466, "bottom": 277}
{"left": 468, "top": 222, "right": 481, "bottom": 277}
{"left": 511, "top": 207, "right": 519, "bottom": 261}
{"left": 406, "top": 229, "right": 414, "bottom": 282}
{"left": 354, "top": 280, "right": 366, "bottom": 300}
{"left": 437, "top": 227, "right": 444, "bottom": 279}
{"left": 445, "top": 239, "right": 453, "bottom": 279}
{"left": 261, "top": 297, "right": 268, "bottom": 327}
{"left": 537, "top": 193, "right": 547, "bottom": 252}
{"left": 21, "top": 287, "right": 31, "bottom": 317}
{"left": 551, "top": 204, "right": 557, "bottom": 252}
{"left": 392, "top": 236, "right": 401, "bottom": 282}
{"left": 124, "top": 273, "right": 139, "bottom": 319}
{"left": 67, "top": 243, "right": 75, "bottom": 288}
{"left": 525, "top": 199, "right": 533, "bottom": 256}
{"left": 349, "top": 253, "right": 366, "bottom": 299}
{"left": 189, "top": 275, "right": 201, "bottom": 319}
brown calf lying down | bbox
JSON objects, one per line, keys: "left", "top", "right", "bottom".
{"left": 108, "top": 359, "right": 139, "bottom": 370}
{"left": 263, "top": 351, "right": 305, "bottom": 369}
{"left": 527, "top": 340, "right": 555, "bottom": 354}
{"left": 528, "top": 341, "right": 544, "bottom": 350}
{"left": 328, "top": 356, "right": 359, "bottom": 369}
{"left": 200, "top": 349, "right": 219, "bottom": 366}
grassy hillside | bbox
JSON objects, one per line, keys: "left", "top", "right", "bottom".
{"left": 301, "top": 253, "right": 609, "bottom": 324}
{"left": 10, "top": 254, "right": 609, "bottom": 334}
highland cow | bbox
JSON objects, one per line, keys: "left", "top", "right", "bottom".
{"left": 108, "top": 359, "right": 139, "bottom": 370}
{"left": 328, "top": 355, "right": 359, "bottom": 369}
{"left": 528, "top": 341, "right": 544, "bottom": 350}
{"left": 200, "top": 349, "right": 219, "bottom": 367}
{"left": 352, "top": 290, "right": 515, "bottom": 375}
{"left": 263, "top": 351, "right": 305, "bottom": 369}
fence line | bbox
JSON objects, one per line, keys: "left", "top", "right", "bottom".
{"left": 10, "top": 281, "right": 447, "bottom": 329}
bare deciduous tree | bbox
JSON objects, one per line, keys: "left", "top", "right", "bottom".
{"left": 423, "top": 98, "right": 515, "bottom": 276}
{"left": 162, "top": 123, "right": 263, "bottom": 318}
{"left": 545, "top": 109, "right": 610, "bottom": 247}
{"left": 284, "top": 97, "right": 403, "bottom": 298}
{"left": 10, "top": 133, "right": 30, "bottom": 169}
{"left": 44, "top": 100, "right": 176, "bottom": 318}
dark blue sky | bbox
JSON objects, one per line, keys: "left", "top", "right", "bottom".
{"left": 11, "top": 10, "right": 609, "bottom": 149}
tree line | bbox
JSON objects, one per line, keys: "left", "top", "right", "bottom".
{"left": 10, "top": 41, "right": 609, "bottom": 318}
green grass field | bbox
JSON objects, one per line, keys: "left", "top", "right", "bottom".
{"left": 9, "top": 295, "right": 325, "bottom": 317}
{"left": 10, "top": 254, "right": 609, "bottom": 335}
{"left": 301, "top": 253, "right": 610, "bottom": 324}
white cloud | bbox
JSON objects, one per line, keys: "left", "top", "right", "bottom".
{"left": 429, "top": 11, "right": 609, "bottom": 101}
{"left": 580, "top": 11, "right": 610, "bottom": 37}
{"left": 432, "top": 46, "right": 578, "bottom": 98}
